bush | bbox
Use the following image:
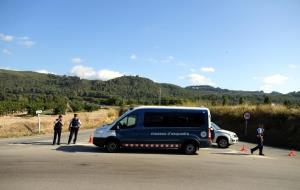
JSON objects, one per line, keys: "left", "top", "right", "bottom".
{"left": 53, "top": 104, "right": 66, "bottom": 115}
{"left": 84, "top": 103, "right": 99, "bottom": 112}
{"left": 118, "top": 106, "right": 129, "bottom": 116}
{"left": 70, "top": 100, "right": 84, "bottom": 112}
{"left": 26, "top": 103, "right": 44, "bottom": 116}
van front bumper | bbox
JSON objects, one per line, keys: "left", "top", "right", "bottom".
{"left": 93, "top": 137, "right": 106, "bottom": 147}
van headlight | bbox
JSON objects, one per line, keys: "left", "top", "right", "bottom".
{"left": 95, "top": 129, "right": 104, "bottom": 134}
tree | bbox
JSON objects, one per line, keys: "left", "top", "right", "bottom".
{"left": 26, "top": 103, "right": 43, "bottom": 116}
{"left": 222, "top": 96, "right": 228, "bottom": 106}
{"left": 54, "top": 104, "right": 66, "bottom": 115}
{"left": 70, "top": 100, "right": 84, "bottom": 112}
{"left": 264, "top": 96, "right": 271, "bottom": 104}
{"left": 239, "top": 97, "right": 244, "bottom": 105}
{"left": 283, "top": 100, "right": 291, "bottom": 107}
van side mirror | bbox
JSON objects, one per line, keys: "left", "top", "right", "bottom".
{"left": 112, "top": 124, "right": 120, "bottom": 130}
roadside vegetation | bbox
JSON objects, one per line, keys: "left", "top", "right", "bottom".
{"left": 210, "top": 105, "right": 300, "bottom": 150}
{"left": 1, "top": 69, "right": 300, "bottom": 149}
{"left": 1, "top": 69, "right": 300, "bottom": 117}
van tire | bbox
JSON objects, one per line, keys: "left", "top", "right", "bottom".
{"left": 105, "top": 140, "right": 120, "bottom": 153}
{"left": 183, "top": 142, "right": 198, "bottom": 155}
{"left": 217, "top": 137, "right": 229, "bottom": 148}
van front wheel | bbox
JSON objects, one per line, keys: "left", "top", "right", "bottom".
{"left": 105, "top": 141, "right": 120, "bottom": 153}
{"left": 183, "top": 143, "right": 197, "bottom": 155}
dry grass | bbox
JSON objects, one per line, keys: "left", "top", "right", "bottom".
{"left": 208, "top": 104, "right": 300, "bottom": 118}
{"left": 207, "top": 104, "right": 300, "bottom": 149}
{"left": 0, "top": 108, "right": 118, "bottom": 138}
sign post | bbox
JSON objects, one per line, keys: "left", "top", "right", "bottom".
{"left": 243, "top": 112, "right": 251, "bottom": 136}
{"left": 36, "top": 110, "right": 43, "bottom": 134}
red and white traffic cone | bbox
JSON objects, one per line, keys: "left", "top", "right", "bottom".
{"left": 88, "top": 134, "right": 93, "bottom": 144}
{"left": 240, "top": 145, "right": 248, "bottom": 152}
{"left": 288, "top": 150, "right": 296, "bottom": 157}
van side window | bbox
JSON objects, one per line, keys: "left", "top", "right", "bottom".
{"left": 144, "top": 112, "right": 205, "bottom": 127}
{"left": 118, "top": 114, "right": 137, "bottom": 129}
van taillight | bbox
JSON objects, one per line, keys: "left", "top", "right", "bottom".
{"left": 208, "top": 127, "right": 211, "bottom": 142}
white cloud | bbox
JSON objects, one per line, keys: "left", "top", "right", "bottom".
{"left": 0, "top": 33, "right": 14, "bottom": 42}
{"left": 70, "top": 65, "right": 123, "bottom": 80}
{"left": 18, "top": 36, "right": 35, "bottom": 48}
{"left": 130, "top": 54, "right": 137, "bottom": 60}
{"left": 190, "top": 68, "right": 196, "bottom": 72}
{"left": 260, "top": 74, "right": 288, "bottom": 93}
{"left": 288, "top": 64, "right": 297, "bottom": 69}
{"left": 70, "top": 65, "right": 97, "bottom": 79}
{"left": 97, "top": 69, "right": 123, "bottom": 80}
{"left": 161, "top": 56, "right": 174, "bottom": 63}
{"left": 147, "top": 58, "right": 159, "bottom": 63}
{"left": 263, "top": 74, "right": 288, "bottom": 85}
{"left": 20, "top": 40, "right": 35, "bottom": 48}
{"left": 0, "top": 66, "right": 12, "bottom": 70}
{"left": 2, "top": 48, "right": 12, "bottom": 55}
{"left": 201, "top": 67, "right": 215, "bottom": 72}
{"left": 19, "top": 36, "right": 29, "bottom": 40}
{"left": 71, "top": 57, "right": 84, "bottom": 64}
{"left": 168, "top": 56, "right": 174, "bottom": 60}
{"left": 36, "top": 70, "right": 55, "bottom": 74}
{"left": 177, "top": 62, "right": 187, "bottom": 67}
{"left": 147, "top": 56, "right": 176, "bottom": 64}
{"left": 186, "top": 73, "right": 216, "bottom": 86}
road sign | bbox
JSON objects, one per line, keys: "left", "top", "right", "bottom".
{"left": 243, "top": 112, "right": 251, "bottom": 120}
{"left": 243, "top": 112, "right": 251, "bottom": 136}
{"left": 36, "top": 110, "right": 43, "bottom": 114}
{"left": 36, "top": 110, "right": 42, "bottom": 134}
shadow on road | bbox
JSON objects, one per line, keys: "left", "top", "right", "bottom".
{"left": 55, "top": 145, "right": 189, "bottom": 155}
{"left": 212, "top": 152, "right": 250, "bottom": 156}
{"left": 56, "top": 145, "right": 101, "bottom": 153}
{"left": 10, "top": 141, "right": 54, "bottom": 145}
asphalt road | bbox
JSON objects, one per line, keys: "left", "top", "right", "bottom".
{"left": 0, "top": 129, "right": 299, "bottom": 190}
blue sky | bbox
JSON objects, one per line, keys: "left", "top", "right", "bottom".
{"left": 0, "top": 0, "right": 299, "bottom": 93}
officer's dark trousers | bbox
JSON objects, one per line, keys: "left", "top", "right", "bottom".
{"left": 68, "top": 127, "right": 79, "bottom": 144}
{"left": 251, "top": 137, "right": 263, "bottom": 155}
{"left": 53, "top": 129, "right": 61, "bottom": 145}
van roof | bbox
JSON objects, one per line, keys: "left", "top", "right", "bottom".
{"left": 132, "top": 106, "right": 210, "bottom": 111}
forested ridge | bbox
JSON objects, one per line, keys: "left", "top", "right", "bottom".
{"left": 1, "top": 69, "right": 299, "bottom": 115}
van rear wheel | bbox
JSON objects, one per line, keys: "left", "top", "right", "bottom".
{"left": 183, "top": 143, "right": 197, "bottom": 155}
{"left": 105, "top": 140, "right": 120, "bottom": 153}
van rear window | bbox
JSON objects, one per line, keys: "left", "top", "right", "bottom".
{"left": 144, "top": 112, "right": 206, "bottom": 128}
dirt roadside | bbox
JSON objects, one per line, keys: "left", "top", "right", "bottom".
{"left": 0, "top": 108, "right": 118, "bottom": 138}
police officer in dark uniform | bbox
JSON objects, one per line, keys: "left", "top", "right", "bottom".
{"left": 68, "top": 114, "right": 81, "bottom": 144}
{"left": 251, "top": 124, "right": 265, "bottom": 156}
{"left": 53, "top": 115, "right": 63, "bottom": 145}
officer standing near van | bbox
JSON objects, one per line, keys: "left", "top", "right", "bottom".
{"left": 68, "top": 114, "right": 81, "bottom": 144}
{"left": 53, "top": 115, "right": 63, "bottom": 145}
{"left": 251, "top": 124, "right": 265, "bottom": 156}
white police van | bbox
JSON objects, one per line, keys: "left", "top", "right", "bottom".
{"left": 93, "top": 106, "right": 212, "bottom": 154}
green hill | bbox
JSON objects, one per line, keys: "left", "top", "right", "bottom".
{"left": 0, "top": 69, "right": 299, "bottom": 115}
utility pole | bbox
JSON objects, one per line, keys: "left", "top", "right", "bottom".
{"left": 159, "top": 88, "right": 161, "bottom": 105}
